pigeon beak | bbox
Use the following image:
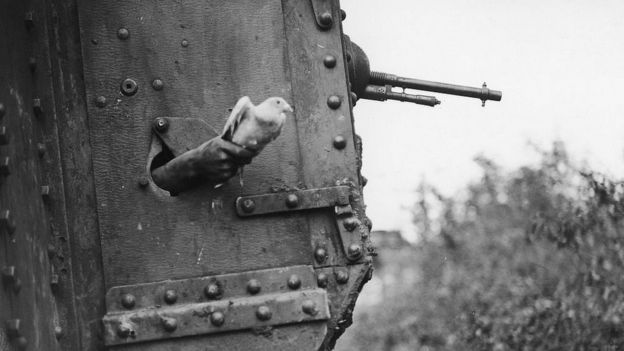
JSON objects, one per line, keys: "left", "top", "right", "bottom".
{"left": 285, "top": 103, "right": 294, "bottom": 113}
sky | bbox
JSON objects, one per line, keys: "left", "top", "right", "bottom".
{"left": 341, "top": 0, "right": 624, "bottom": 240}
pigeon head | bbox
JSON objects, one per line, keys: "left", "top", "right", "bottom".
{"left": 265, "top": 97, "right": 294, "bottom": 113}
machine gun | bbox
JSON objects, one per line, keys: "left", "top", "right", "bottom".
{"left": 343, "top": 36, "right": 502, "bottom": 107}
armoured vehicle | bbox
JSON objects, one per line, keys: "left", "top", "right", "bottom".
{"left": 0, "top": 1, "right": 500, "bottom": 350}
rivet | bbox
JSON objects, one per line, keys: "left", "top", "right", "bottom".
{"left": 287, "top": 274, "right": 301, "bottom": 290}
{"left": 16, "top": 336, "right": 28, "bottom": 350}
{"left": 6, "top": 319, "right": 21, "bottom": 338}
{"left": 117, "top": 28, "right": 129, "bottom": 40}
{"left": 1, "top": 210, "right": 16, "bottom": 234}
{"left": 181, "top": 39, "right": 189, "bottom": 47}
{"left": 335, "top": 269, "right": 349, "bottom": 284}
{"left": 285, "top": 194, "right": 299, "bottom": 208}
{"left": 2, "top": 266, "right": 16, "bottom": 284}
{"left": 120, "top": 293, "right": 136, "bottom": 309}
{"left": 347, "top": 244, "right": 363, "bottom": 260}
{"left": 0, "top": 156, "right": 10, "bottom": 175}
{"left": 54, "top": 326, "right": 63, "bottom": 340}
{"left": 41, "top": 185, "right": 50, "bottom": 201}
{"left": 28, "top": 57, "right": 36, "bottom": 72}
{"left": 120, "top": 78, "right": 138, "bottom": 96}
{"left": 333, "top": 136, "right": 347, "bottom": 150}
{"left": 240, "top": 199, "right": 256, "bottom": 214}
{"left": 0, "top": 103, "right": 5, "bottom": 118}
{"left": 164, "top": 289, "right": 177, "bottom": 304}
{"left": 90, "top": 39, "right": 98, "bottom": 45}
{"left": 33, "top": 98, "right": 43, "bottom": 117}
{"left": 346, "top": 52, "right": 351, "bottom": 62}
{"left": 151, "top": 79, "right": 164, "bottom": 91}
{"left": 116, "top": 322, "right": 132, "bottom": 338}
{"left": 340, "top": 9, "right": 347, "bottom": 21}
{"left": 153, "top": 117, "right": 169, "bottom": 133}
{"left": 12, "top": 278, "right": 22, "bottom": 294}
{"left": 302, "top": 300, "right": 318, "bottom": 315}
{"left": 343, "top": 217, "right": 359, "bottom": 232}
{"left": 323, "top": 55, "right": 337, "bottom": 68}
{"left": 204, "top": 281, "right": 222, "bottom": 300}
{"left": 246, "top": 279, "right": 261, "bottom": 295}
{"left": 363, "top": 216, "right": 373, "bottom": 231}
{"left": 47, "top": 244, "right": 56, "bottom": 258}
{"left": 256, "top": 305, "right": 272, "bottom": 321}
{"left": 210, "top": 311, "right": 225, "bottom": 327}
{"left": 316, "top": 272, "right": 328, "bottom": 288}
{"left": 138, "top": 176, "right": 150, "bottom": 188}
{"left": 161, "top": 317, "right": 177, "bottom": 332}
{"left": 50, "top": 273, "right": 59, "bottom": 290}
{"left": 37, "top": 143, "right": 46, "bottom": 157}
{"left": 24, "top": 12, "right": 34, "bottom": 30}
{"left": 95, "top": 96, "right": 106, "bottom": 108}
{"left": 314, "top": 246, "right": 328, "bottom": 264}
{"left": 0, "top": 126, "right": 8, "bottom": 145}
{"left": 327, "top": 95, "right": 341, "bottom": 109}
{"left": 318, "top": 12, "right": 333, "bottom": 29}
{"left": 361, "top": 176, "right": 368, "bottom": 187}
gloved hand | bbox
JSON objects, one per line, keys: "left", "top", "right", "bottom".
{"left": 151, "top": 137, "right": 257, "bottom": 194}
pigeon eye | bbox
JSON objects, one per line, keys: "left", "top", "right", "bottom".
{"left": 277, "top": 101, "right": 280, "bottom": 104}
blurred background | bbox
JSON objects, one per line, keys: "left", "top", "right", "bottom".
{"left": 335, "top": 1, "right": 624, "bottom": 349}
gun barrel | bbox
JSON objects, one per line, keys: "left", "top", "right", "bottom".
{"left": 369, "top": 71, "right": 502, "bottom": 103}
{"left": 362, "top": 85, "right": 441, "bottom": 107}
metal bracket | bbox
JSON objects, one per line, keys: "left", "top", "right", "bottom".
{"left": 235, "top": 186, "right": 364, "bottom": 262}
{"left": 309, "top": 0, "right": 335, "bottom": 30}
{"left": 103, "top": 265, "right": 329, "bottom": 346}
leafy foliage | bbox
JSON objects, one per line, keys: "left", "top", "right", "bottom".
{"left": 336, "top": 142, "right": 624, "bottom": 351}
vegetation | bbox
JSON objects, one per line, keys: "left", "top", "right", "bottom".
{"left": 336, "top": 142, "right": 624, "bottom": 350}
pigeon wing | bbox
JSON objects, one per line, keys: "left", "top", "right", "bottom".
{"left": 222, "top": 96, "right": 252, "bottom": 141}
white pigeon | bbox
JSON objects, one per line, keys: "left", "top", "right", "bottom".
{"left": 221, "top": 96, "right": 293, "bottom": 152}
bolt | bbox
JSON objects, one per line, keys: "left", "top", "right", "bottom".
{"left": 287, "top": 274, "right": 301, "bottom": 290}
{"left": 240, "top": 199, "right": 256, "bottom": 214}
{"left": 340, "top": 9, "right": 347, "bottom": 21}
{"left": 41, "top": 185, "right": 50, "bottom": 201}
{"left": 323, "top": 55, "right": 336, "bottom": 68}
{"left": 138, "top": 176, "right": 150, "bottom": 188}
{"left": 33, "top": 98, "right": 43, "bottom": 117}
{"left": 0, "top": 156, "right": 10, "bottom": 175}
{"left": 318, "top": 12, "right": 333, "bottom": 29}
{"left": 347, "top": 244, "right": 363, "bottom": 260}
{"left": 333, "top": 135, "right": 346, "bottom": 150}
{"left": 285, "top": 194, "right": 299, "bottom": 208}
{"left": 343, "top": 217, "right": 359, "bottom": 232}
{"left": 120, "top": 78, "right": 138, "bottom": 96}
{"left": 302, "top": 300, "right": 318, "bottom": 316}
{"left": 247, "top": 279, "right": 261, "bottom": 295}
{"left": 0, "top": 103, "right": 5, "bottom": 118}
{"left": 327, "top": 95, "right": 341, "bottom": 109}
{"left": 181, "top": 39, "right": 189, "bottom": 47}
{"left": 314, "top": 247, "right": 328, "bottom": 264}
{"left": 2, "top": 266, "right": 16, "bottom": 284}
{"left": 204, "top": 281, "right": 222, "bottom": 300}
{"left": 151, "top": 79, "right": 164, "bottom": 91}
{"left": 117, "top": 28, "right": 129, "bottom": 40}
{"left": 54, "top": 326, "right": 63, "bottom": 340}
{"left": 316, "top": 272, "right": 328, "bottom": 288}
{"left": 153, "top": 117, "right": 169, "bottom": 133}
{"left": 210, "top": 311, "right": 225, "bottom": 327}
{"left": 95, "top": 96, "right": 107, "bottom": 108}
{"left": 28, "top": 57, "right": 36, "bottom": 72}
{"left": 1, "top": 210, "right": 16, "bottom": 235}
{"left": 24, "top": 12, "right": 34, "bottom": 30}
{"left": 37, "top": 143, "right": 46, "bottom": 157}
{"left": 256, "top": 305, "right": 272, "bottom": 321}
{"left": 161, "top": 317, "right": 177, "bottom": 332}
{"left": 116, "top": 322, "right": 132, "bottom": 338}
{"left": 6, "top": 319, "right": 21, "bottom": 338}
{"left": 164, "top": 289, "right": 177, "bottom": 304}
{"left": 120, "top": 293, "right": 136, "bottom": 309}
{"left": 335, "top": 269, "right": 349, "bottom": 284}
